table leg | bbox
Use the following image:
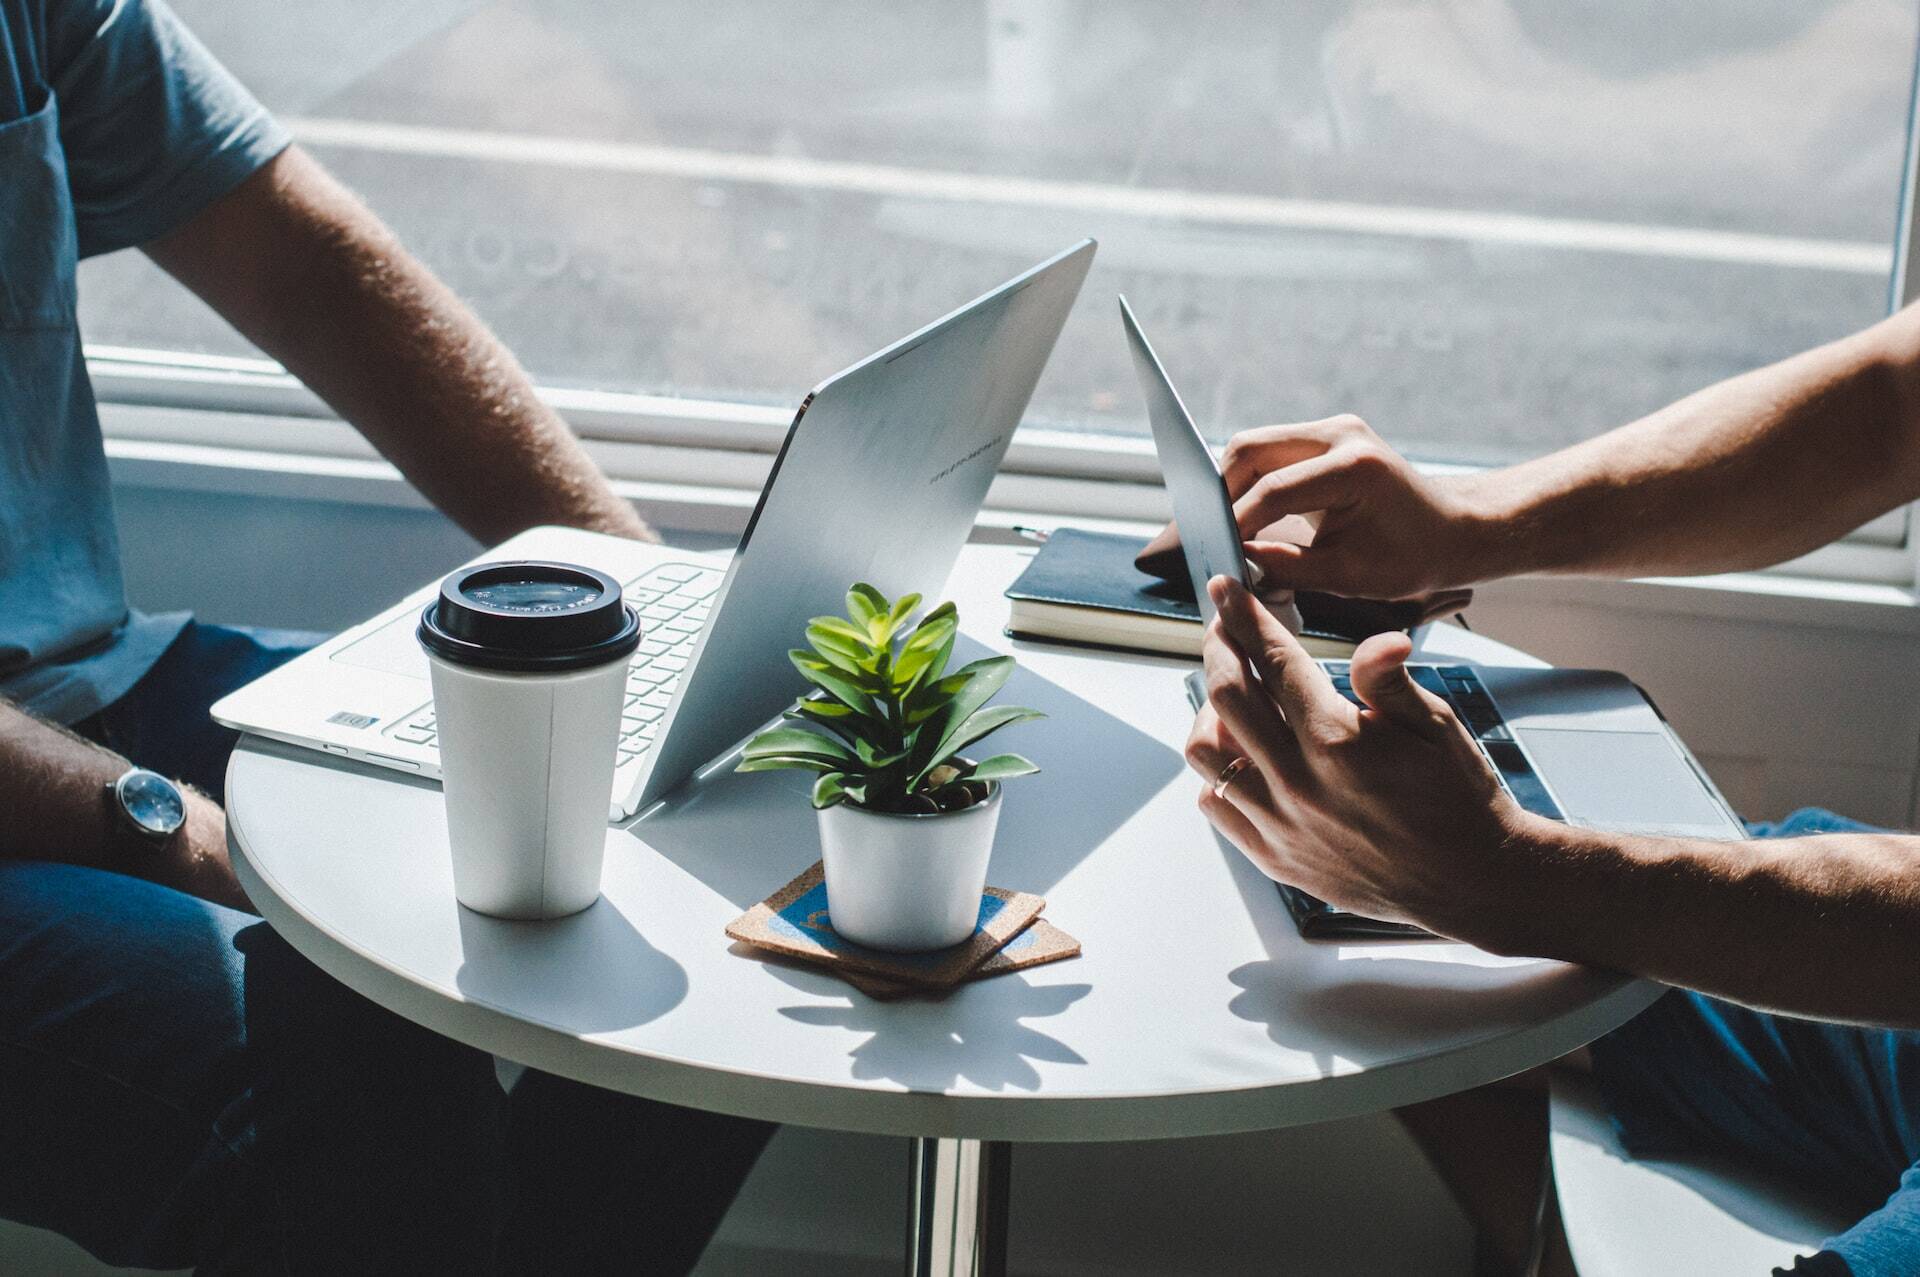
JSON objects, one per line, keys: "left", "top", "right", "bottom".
{"left": 906, "top": 1137, "right": 1011, "bottom": 1277}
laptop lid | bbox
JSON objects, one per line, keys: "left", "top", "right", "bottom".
{"left": 1119, "top": 296, "right": 1249, "bottom": 628}
{"left": 625, "top": 239, "right": 1098, "bottom": 813}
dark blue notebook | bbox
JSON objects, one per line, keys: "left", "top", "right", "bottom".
{"left": 1003, "top": 528, "right": 1422, "bottom": 658}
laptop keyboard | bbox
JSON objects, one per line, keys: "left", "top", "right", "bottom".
{"left": 1321, "top": 661, "right": 1564, "bottom": 822}
{"left": 383, "top": 562, "right": 725, "bottom": 767}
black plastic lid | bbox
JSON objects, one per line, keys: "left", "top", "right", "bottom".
{"left": 417, "top": 560, "right": 640, "bottom": 672}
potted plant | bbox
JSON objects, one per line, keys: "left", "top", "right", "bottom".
{"left": 737, "top": 584, "right": 1044, "bottom": 951}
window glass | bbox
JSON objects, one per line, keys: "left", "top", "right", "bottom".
{"left": 77, "top": 1, "right": 1914, "bottom": 463}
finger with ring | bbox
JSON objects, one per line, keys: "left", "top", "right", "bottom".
{"left": 1213, "top": 754, "right": 1255, "bottom": 799}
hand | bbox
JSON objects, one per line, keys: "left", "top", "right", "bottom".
{"left": 1138, "top": 415, "right": 1487, "bottom": 602}
{"left": 1185, "top": 575, "right": 1544, "bottom": 945}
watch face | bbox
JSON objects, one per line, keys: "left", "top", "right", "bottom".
{"left": 119, "top": 770, "right": 186, "bottom": 838}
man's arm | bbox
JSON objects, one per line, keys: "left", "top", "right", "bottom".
{"left": 1506, "top": 819, "right": 1920, "bottom": 1028}
{"left": 0, "top": 702, "right": 247, "bottom": 911}
{"left": 142, "top": 147, "right": 654, "bottom": 547}
{"left": 1189, "top": 576, "right": 1920, "bottom": 1029}
{"left": 1142, "top": 305, "right": 1920, "bottom": 597}
{"left": 1455, "top": 304, "right": 1920, "bottom": 580}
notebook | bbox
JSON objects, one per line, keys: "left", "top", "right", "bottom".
{"left": 1004, "top": 528, "right": 1424, "bottom": 659}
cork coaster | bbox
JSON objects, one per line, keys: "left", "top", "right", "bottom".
{"left": 725, "top": 861, "right": 1044, "bottom": 991}
{"left": 841, "top": 918, "right": 1082, "bottom": 1001}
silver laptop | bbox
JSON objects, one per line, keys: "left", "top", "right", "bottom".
{"left": 213, "top": 239, "right": 1097, "bottom": 820}
{"left": 1119, "top": 294, "right": 1742, "bottom": 930}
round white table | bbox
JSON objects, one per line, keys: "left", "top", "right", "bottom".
{"left": 227, "top": 543, "right": 1661, "bottom": 1275}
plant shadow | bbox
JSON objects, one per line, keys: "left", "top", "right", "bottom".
{"left": 759, "top": 962, "right": 1093, "bottom": 1093}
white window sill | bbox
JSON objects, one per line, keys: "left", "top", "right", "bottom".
{"left": 95, "top": 349, "right": 1912, "bottom": 581}
{"left": 102, "top": 417, "right": 1920, "bottom": 640}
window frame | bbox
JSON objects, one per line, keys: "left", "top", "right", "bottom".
{"left": 87, "top": 20, "right": 1920, "bottom": 591}
{"left": 87, "top": 337, "right": 1918, "bottom": 586}
{"left": 1892, "top": 22, "right": 1920, "bottom": 591}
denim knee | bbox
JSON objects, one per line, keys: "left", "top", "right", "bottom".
{"left": 1746, "top": 808, "right": 1887, "bottom": 840}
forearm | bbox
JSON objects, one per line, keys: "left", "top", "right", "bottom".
{"left": 0, "top": 702, "right": 237, "bottom": 905}
{"left": 1446, "top": 307, "right": 1920, "bottom": 581}
{"left": 0, "top": 701, "right": 138, "bottom": 867}
{"left": 1485, "top": 818, "right": 1920, "bottom": 1028}
{"left": 147, "top": 149, "right": 652, "bottom": 546}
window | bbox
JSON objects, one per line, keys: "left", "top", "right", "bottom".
{"left": 82, "top": 2, "right": 1920, "bottom": 557}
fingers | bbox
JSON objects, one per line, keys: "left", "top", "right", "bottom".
{"left": 1188, "top": 711, "right": 1289, "bottom": 881}
{"left": 1268, "top": 596, "right": 1304, "bottom": 636}
{"left": 1187, "top": 706, "right": 1280, "bottom": 848}
{"left": 1146, "top": 417, "right": 1370, "bottom": 581}
{"left": 1348, "top": 632, "right": 1455, "bottom": 740}
{"left": 1199, "top": 613, "right": 1297, "bottom": 784}
{"left": 1196, "top": 785, "right": 1265, "bottom": 861}
{"left": 1208, "top": 575, "right": 1352, "bottom": 738}
{"left": 1250, "top": 584, "right": 1303, "bottom": 636}
{"left": 1231, "top": 455, "right": 1356, "bottom": 542}
{"left": 1183, "top": 703, "right": 1245, "bottom": 781}
{"left": 1218, "top": 417, "right": 1362, "bottom": 497}
{"left": 1243, "top": 539, "right": 1347, "bottom": 594}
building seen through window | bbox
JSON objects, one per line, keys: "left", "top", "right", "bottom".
{"left": 80, "top": 0, "right": 1915, "bottom": 465}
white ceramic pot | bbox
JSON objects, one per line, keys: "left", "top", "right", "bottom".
{"left": 816, "top": 784, "right": 1002, "bottom": 952}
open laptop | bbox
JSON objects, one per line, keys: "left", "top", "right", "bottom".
{"left": 1118, "top": 295, "right": 1746, "bottom": 938}
{"left": 212, "top": 239, "right": 1097, "bottom": 820}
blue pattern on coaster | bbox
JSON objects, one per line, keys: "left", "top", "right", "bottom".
{"left": 998, "top": 925, "right": 1038, "bottom": 955}
{"left": 766, "top": 879, "right": 1006, "bottom": 971}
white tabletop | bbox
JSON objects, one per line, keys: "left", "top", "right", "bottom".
{"left": 227, "top": 543, "right": 1660, "bottom": 1143}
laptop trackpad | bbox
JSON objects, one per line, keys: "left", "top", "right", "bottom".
{"left": 332, "top": 613, "right": 430, "bottom": 680}
{"left": 1514, "top": 728, "right": 1737, "bottom": 837}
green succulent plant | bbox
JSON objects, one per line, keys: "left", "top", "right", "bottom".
{"left": 736, "top": 583, "right": 1043, "bottom": 813}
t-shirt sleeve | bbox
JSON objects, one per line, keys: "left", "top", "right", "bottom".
{"left": 43, "top": 0, "right": 290, "bottom": 257}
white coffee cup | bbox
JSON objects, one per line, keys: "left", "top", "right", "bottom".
{"left": 417, "top": 561, "right": 640, "bottom": 919}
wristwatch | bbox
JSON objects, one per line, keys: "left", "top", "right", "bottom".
{"left": 104, "top": 767, "right": 187, "bottom": 844}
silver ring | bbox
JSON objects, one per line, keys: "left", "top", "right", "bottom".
{"left": 1212, "top": 755, "right": 1254, "bottom": 799}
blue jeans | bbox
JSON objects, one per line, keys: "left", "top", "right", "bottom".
{"left": 1590, "top": 808, "right": 1919, "bottom": 1277}
{"left": 4, "top": 621, "right": 772, "bottom": 1273}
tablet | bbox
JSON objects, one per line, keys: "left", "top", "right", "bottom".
{"left": 1118, "top": 296, "right": 1251, "bottom": 628}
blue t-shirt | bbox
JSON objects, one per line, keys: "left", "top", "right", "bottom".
{"left": 0, "top": 0, "right": 287, "bottom": 724}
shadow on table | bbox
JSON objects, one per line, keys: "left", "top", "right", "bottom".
{"left": 633, "top": 635, "right": 1184, "bottom": 908}
{"left": 1224, "top": 955, "right": 1596, "bottom": 1059}
{"left": 453, "top": 894, "right": 688, "bottom": 1033}
{"left": 761, "top": 964, "right": 1093, "bottom": 1093}
{"left": 1207, "top": 823, "right": 1616, "bottom": 1075}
